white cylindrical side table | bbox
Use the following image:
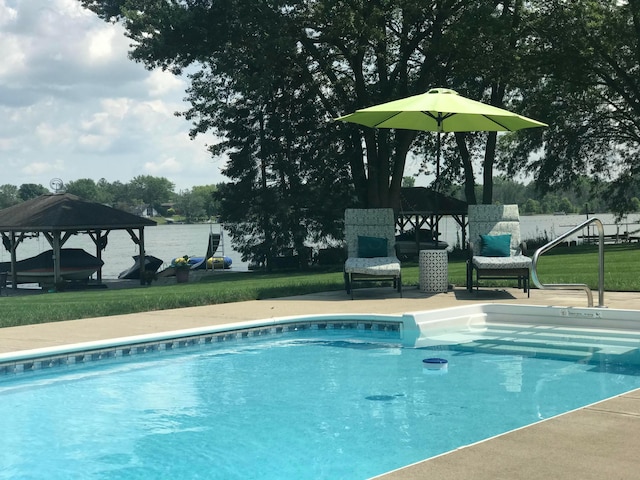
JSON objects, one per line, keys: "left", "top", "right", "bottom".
{"left": 419, "top": 250, "right": 448, "bottom": 293}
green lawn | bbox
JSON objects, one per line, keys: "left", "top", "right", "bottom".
{"left": 1, "top": 243, "right": 638, "bottom": 328}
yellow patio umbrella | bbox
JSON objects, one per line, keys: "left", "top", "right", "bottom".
{"left": 336, "top": 87, "right": 547, "bottom": 179}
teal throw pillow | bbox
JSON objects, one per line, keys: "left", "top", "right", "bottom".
{"left": 480, "top": 234, "right": 511, "bottom": 257}
{"left": 358, "top": 236, "right": 388, "bottom": 258}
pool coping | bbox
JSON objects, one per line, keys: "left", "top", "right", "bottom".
{"left": 0, "top": 314, "right": 404, "bottom": 376}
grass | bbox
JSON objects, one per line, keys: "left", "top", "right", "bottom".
{"left": 1, "top": 244, "right": 639, "bottom": 329}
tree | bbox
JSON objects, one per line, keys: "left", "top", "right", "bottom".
{"left": 402, "top": 176, "right": 415, "bottom": 188}
{"left": 522, "top": 198, "right": 541, "bottom": 214}
{"left": 101, "top": 179, "right": 129, "bottom": 210}
{"left": 80, "top": 1, "right": 542, "bottom": 207}
{"left": 0, "top": 184, "right": 20, "bottom": 209}
{"left": 18, "top": 183, "right": 48, "bottom": 201}
{"left": 191, "top": 185, "right": 219, "bottom": 219}
{"left": 503, "top": 0, "right": 640, "bottom": 215}
{"left": 65, "top": 178, "right": 98, "bottom": 201}
{"left": 437, "top": 0, "right": 546, "bottom": 205}
{"left": 174, "top": 189, "right": 206, "bottom": 222}
{"left": 79, "top": 0, "right": 561, "bottom": 263}
{"left": 128, "top": 175, "right": 175, "bottom": 211}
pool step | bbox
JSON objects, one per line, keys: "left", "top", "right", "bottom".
{"left": 420, "top": 323, "right": 640, "bottom": 363}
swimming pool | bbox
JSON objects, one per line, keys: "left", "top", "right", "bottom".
{"left": 2, "top": 305, "right": 640, "bottom": 479}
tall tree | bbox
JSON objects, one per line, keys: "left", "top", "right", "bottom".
{"left": 0, "top": 184, "right": 20, "bottom": 209}
{"left": 18, "top": 183, "right": 48, "bottom": 200}
{"left": 174, "top": 188, "right": 206, "bottom": 222}
{"left": 65, "top": 178, "right": 99, "bottom": 201}
{"left": 81, "top": 1, "right": 546, "bottom": 206}
{"left": 79, "top": 0, "right": 559, "bottom": 266}
{"left": 128, "top": 175, "right": 175, "bottom": 211}
{"left": 80, "top": 1, "right": 462, "bottom": 208}
{"left": 503, "top": 0, "right": 640, "bottom": 215}
{"left": 191, "top": 185, "right": 220, "bottom": 219}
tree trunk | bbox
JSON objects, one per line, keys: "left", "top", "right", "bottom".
{"left": 456, "top": 132, "right": 477, "bottom": 205}
{"left": 482, "top": 131, "right": 498, "bottom": 205}
{"left": 389, "top": 130, "right": 416, "bottom": 210}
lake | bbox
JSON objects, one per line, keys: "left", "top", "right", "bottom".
{"left": 0, "top": 224, "right": 249, "bottom": 279}
{"left": 2, "top": 213, "right": 638, "bottom": 279}
{"left": 435, "top": 212, "right": 640, "bottom": 249}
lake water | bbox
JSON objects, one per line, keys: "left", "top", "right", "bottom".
{"left": 0, "top": 224, "right": 249, "bottom": 279}
{"left": 2, "top": 213, "right": 638, "bottom": 279}
{"left": 436, "top": 212, "right": 640, "bottom": 249}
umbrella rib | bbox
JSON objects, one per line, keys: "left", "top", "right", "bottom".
{"left": 371, "top": 112, "right": 404, "bottom": 128}
{"left": 423, "top": 111, "right": 456, "bottom": 129}
{"left": 482, "top": 115, "right": 514, "bottom": 131}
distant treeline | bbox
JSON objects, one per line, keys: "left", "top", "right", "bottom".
{"left": 446, "top": 175, "right": 640, "bottom": 215}
{"left": 0, "top": 176, "right": 222, "bottom": 222}
{"left": 3, "top": 174, "right": 638, "bottom": 221}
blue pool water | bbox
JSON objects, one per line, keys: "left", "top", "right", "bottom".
{"left": 2, "top": 330, "right": 640, "bottom": 479}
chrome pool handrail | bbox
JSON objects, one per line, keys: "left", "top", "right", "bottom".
{"left": 531, "top": 217, "right": 605, "bottom": 308}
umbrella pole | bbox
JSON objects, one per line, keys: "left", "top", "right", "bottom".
{"left": 436, "top": 131, "right": 441, "bottom": 181}
{"left": 435, "top": 130, "right": 442, "bottom": 242}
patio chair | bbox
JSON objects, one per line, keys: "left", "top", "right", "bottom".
{"left": 466, "top": 204, "right": 531, "bottom": 296}
{"left": 0, "top": 271, "right": 7, "bottom": 296}
{"left": 344, "top": 208, "right": 402, "bottom": 299}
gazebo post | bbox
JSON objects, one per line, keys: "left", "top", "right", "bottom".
{"left": 10, "top": 231, "right": 17, "bottom": 290}
{"left": 139, "top": 227, "right": 146, "bottom": 286}
{"left": 95, "top": 230, "right": 103, "bottom": 283}
{"left": 52, "top": 231, "right": 62, "bottom": 288}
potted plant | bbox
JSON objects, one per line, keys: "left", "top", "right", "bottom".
{"left": 172, "top": 255, "right": 191, "bottom": 283}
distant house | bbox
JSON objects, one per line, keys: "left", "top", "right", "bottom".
{"left": 132, "top": 204, "right": 159, "bottom": 218}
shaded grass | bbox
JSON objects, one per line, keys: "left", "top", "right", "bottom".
{"left": 1, "top": 243, "right": 639, "bottom": 328}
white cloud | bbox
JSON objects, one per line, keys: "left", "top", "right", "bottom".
{"left": 21, "top": 159, "right": 65, "bottom": 176}
{"left": 146, "top": 70, "right": 185, "bottom": 97}
{"left": 145, "top": 157, "right": 184, "bottom": 175}
{"left": 35, "top": 122, "right": 74, "bottom": 147}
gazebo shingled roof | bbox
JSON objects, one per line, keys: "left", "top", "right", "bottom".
{"left": 0, "top": 193, "right": 155, "bottom": 231}
{"left": 0, "top": 193, "right": 156, "bottom": 287}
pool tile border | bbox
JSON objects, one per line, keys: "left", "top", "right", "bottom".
{"left": 0, "top": 317, "right": 403, "bottom": 378}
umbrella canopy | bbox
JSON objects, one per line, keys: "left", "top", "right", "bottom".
{"left": 336, "top": 87, "right": 548, "bottom": 132}
{"left": 336, "top": 87, "right": 547, "bottom": 182}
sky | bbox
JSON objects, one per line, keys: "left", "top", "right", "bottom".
{"left": 0, "top": 0, "right": 225, "bottom": 193}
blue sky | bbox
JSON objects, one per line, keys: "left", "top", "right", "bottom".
{"left": 0, "top": 0, "right": 227, "bottom": 192}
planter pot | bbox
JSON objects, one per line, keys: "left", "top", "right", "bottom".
{"left": 176, "top": 268, "right": 190, "bottom": 283}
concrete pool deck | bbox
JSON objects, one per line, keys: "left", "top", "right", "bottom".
{"left": 2, "top": 285, "right": 640, "bottom": 479}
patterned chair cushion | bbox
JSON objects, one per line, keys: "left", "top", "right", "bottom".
{"left": 472, "top": 254, "right": 531, "bottom": 270}
{"left": 345, "top": 256, "right": 401, "bottom": 276}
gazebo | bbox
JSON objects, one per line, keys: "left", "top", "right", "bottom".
{"left": 0, "top": 193, "right": 156, "bottom": 288}
{"left": 396, "top": 187, "right": 468, "bottom": 252}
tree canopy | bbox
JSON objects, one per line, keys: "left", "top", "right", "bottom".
{"left": 78, "top": 0, "right": 640, "bottom": 263}
{"left": 501, "top": 0, "right": 640, "bottom": 211}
